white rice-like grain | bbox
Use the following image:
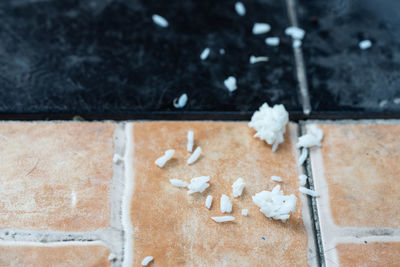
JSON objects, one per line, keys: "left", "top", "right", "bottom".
{"left": 154, "top": 149, "right": 175, "bottom": 168}
{"left": 249, "top": 55, "right": 269, "bottom": 64}
{"left": 235, "top": 2, "right": 246, "bottom": 16}
{"left": 173, "top": 93, "right": 188, "bottom": 109}
{"left": 141, "top": 256, "right": 154, "bottom": 266}
{"left": 298, "top": 147, "right": 308, "bottom": 165}
{"left": 359, "top": 40, "right": 372, "bottom": 50}
{"left": 232, "top": 178, "right": 246, "bottom": 197}
{"left": 169, "top": 179, "right": 188, "bottom": 188}
{"left": 285, "top": 26, "right": 305, "bottom": 39}
{"left": 211, "top": 216, "right": 235, "bottom": 222}
{"left": 299, "top": 187, "right": 319, "bottom": 197}
{"left": 187, "top": 146, "right": 202, "bottom": 165}
{"left": 205, "top": 195, "right": 213, "bottom": 209}
{"left": 187, "top": 176, "right": 210, "bottom": 194}
{"left": 265, "top": 37, "right": 280, "bottom": 46}
{"left": 220, "top": 194, "right": 233, "bottom": 213}
{"left": 299, "top": 174, "right": 307, "bottom": 186}
{"left": 296, "top": 134, "right": 320, "bottom": 148}
{"left": 187, "top": 130, "right": 194, "bottom": 152}
{"left": 252, "top": 23, "right": 271, "bottom": 35}
{"left": 224, "top": 76, "right": 237, "bottom": 92}
{"left": 292, "top": 40, "right": 302, "bottom": 48}
{"left": 108, "top": 253, "right": 117, "bottom": 261}
{"left": 200, "top": 48, "right": 210, "bottom": 60}
{"left": 152, "top": 14, "right": 168, "bottom": 28}
{"left": 241, "top": 209, "right": 248, "bottom": 216}
{"left": 271, "top": 176, "right": 282, "bottom": 182}
{"left": 219, "top": 48, "right": 226, "bottom": 55}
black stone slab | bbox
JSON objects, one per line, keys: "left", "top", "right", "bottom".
{"left": 298, "top": 0, "right": 400, "bottom": 115}
{"left": 0, "top": 0, "right": 301, "bottom": 119}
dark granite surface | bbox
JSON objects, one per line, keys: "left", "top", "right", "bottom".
{"left": 0, "top": 0, "right": 301, "bottom": 118}
{"left": 298, "top": 0, "right": 400, "bottom": 114}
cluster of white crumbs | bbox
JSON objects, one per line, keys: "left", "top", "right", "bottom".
{"left": 187, "top": 176, "right": 210, "bottom": 194}
{"left": 169, "top": 179, "right": 188, "bottom": 188}
{"left": 173, "top": 93, "right": 188, "bottom": 109}
{"left": 155, "top": 149, "right": 175, "bottom": 168}
{"left": 252, "top": 185, "right": 297, "bottom": 222}
{"left": 248, "top": 103, "right": 289, "bottom": 152}
{"left": 298, "top": 174, "right": 308, "bottom": 186}
{"left": 297, "top": 125, "right": 324, "bottom": 149}
{"left": 187, "top": 130, "right": 194, "bottom": 152}
{"left": 224, "top": 76, "right": 237, "bottom": 92}
{"left": 232, "top": 178, "right": 245, "bottom": 197}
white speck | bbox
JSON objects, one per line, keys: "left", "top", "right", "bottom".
{"left": 220, "top": 194, "right": 233, "bottom": 213}
{"left": 232, "top": 178, "right": 246, "bottom": 197}
{"left": 219, "top": 48, "right": 225, "bottom": 55}
{"left": 296, "top": 134, "right": 321, "bottom": 148}
{"left": 249, "top": 55, "right": 269, "bottom": 64}
{"left": 379, "top": 100, "right": 388, "bottom": 107}
{"left": 394, "top": 98, "right": 400, "bottom": 104}
{"left": 108, "top": 253, "right": 117, "bottom": 261}
{"left": 187, "top": 130, "right": 194, "bottom": 152}
{"left": 359, "top": 40, "right": 372, "bottom": 50}
{"left": 224, "top": 76, "right": 237, "bottom": 92}
{"left": 200, "top": 48, "right": 210, "bottom": 60}
{"left": 152, "top": 14, "right": 168, "bottom": 28}
{"left": 113, "top": 154, "right": 122, "bottom": 163}
{"left": 299, "top": 175, "right": 307, "bottom": 186}
{"left": 299, "top": 187, "right": 319, "bottom": 197}
{"left": 241, "top": 209, "right": 248, "bottom": 216}
{"left": 285, "top": 26, "right": 305, "bottom": 40}
{"left": 292, "top": 40, "right": 302, "bottom": 48}
{"left": 141, "top": 256, "right": 154, "bottom": 266}
{"left": 71, "top": 191, "right": 77, "bottom": 207}
{"left": 298, "top": 147, "right": 308, "bottom": 165}
{"left": 235, "top": 2, "right": 246, "bottom": 16}
{"left": 187, "top": 146, "right": 202, "bottom": 165}
{"left": 271, "top": 176, "right": 282, "bottom": 182}
{"left": 155, "top": 149, "right": 175, "bottom": 168}
{"left": 211, "top": 216, "right": 235, "bottom": 223}
{"left": 173, "top": 93, "right": 188, "bottom": 109}
{"left": 205, "top": 195, "right": 213, "bottom": 209}
{"left": 252, "top": 23, "right": 271, "bottom": 35}
{"left": 169, "top": 179, "right": 188, "bottom": 188}
{"left": 265, "top": 37, "right": 280, "bottom": 46}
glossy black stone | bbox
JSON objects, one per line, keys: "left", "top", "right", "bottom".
{"left": 298, "top": 0, "right": 400, "bottom": 114}
{"left": 0, "top": 0, "right": 301, "bottom": 118}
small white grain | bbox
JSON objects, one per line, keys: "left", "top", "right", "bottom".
{"left": 249, "top": 55, "right": 269, "bottom": 64}
{"left": 169, "top": 179, "right": 188, "bottom": 188}
{"left": 232, "top": 178, "right": 246, "bottom": 197}
{"left": 187, "top": 146, "right": 202, "bottom": 165}
{"left": 108, "top": 253, "right": 117, "bottom": 261}
{"left": 205, "top": 195, "right": 213, "bottom": 209}
{"left": 113, "top": 154, "right": 122, "bottom": 163}
{"left": 285, "top": 26, "right": 305, "bottom": 40}
{"left": 219, "top": 48, "right": 226, "bottom": 55}
{"left": 224, "top": 76, "right": 237, "bottom": 92}
{"left": 296, "top": 134, "right": 320, "bottom": 148}
{"left": 235, "top": 2, "right": 246, "bottom": 16}
{"left": 293, "top": 40, "right": 302, "bottom": 48}
{"left": 299, "top": 174, "right": 307, "bottom": 186}
{"left": 187, "top": 130, "right": 194, "bottom": 152}
{"left": 187, "top": 176, "right": 210, "bottom": 194}
{"left": 211, "top": 216, "right": 235, "bottom": 222}
{"left": 298, "top": 147, "right": 308, "bottom": 165}
{"left": 141, "top": 256, "right": 154, "bottom": 266}
{"left": 173, "top": 93, "right": 188, "bottom": 108}
{"left": 220, "top": 194, "right": 233, "bottom": 213}
{"left": 155, "top": 149, "right": 175, "bottom": 168}
{"left": 299, "top": 187, "right": 319, "bottom": 197}
{"left": 265, "top": 37, "right": 280, "bottom": 46}
{"left": 394, "top": 98, "right": 400, "bottom": 104}
{"left": 379, "top": 100, "right": 388, "bottom": 108}
{"left": 241, "top": 209, "right": 248, "bottom": 216}
{"left": 359, "top": 40, "right": 372, "bottom": 50}
{"left": 200, "top": 48, "right": 210, "bottom": 60}
{"left": 271, "top": 176, "right": 282, "bottom": 182}
{"left": 252, "top": 23, "right": 271, "bottom": 35}
{"left": 152, "top": 14, "right": 168, "bottom": 28}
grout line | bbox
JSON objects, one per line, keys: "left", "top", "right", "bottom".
{"left": 285, "top": 0, "right": 312, "bottom": 115}
{"left": 0, "top": 229, "right": 103, "bottom": 242}
{"left": 0, "top": 240, "right": 108, "bottom": 247}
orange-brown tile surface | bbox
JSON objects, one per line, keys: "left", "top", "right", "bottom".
{"left": 336, "top": 242, "right": 400, "bottom": 267}
{"left": 314, "top": 123, "right": 400, "bottom": 228}
{"left": 130, "top": 122, "right": 310, "bottom": 266}
{"left": 0, "top": 242, "right": 110, "bottom": 267}
{"left": 0, "top": 122, "right": 114, "bottom": 231}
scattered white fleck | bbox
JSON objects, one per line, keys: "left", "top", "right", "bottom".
{"left": 169, "top": 179, "right": 188, "bottom": 188}
{"left": 108, "top": 253, "right": 117, "bottom": 261}
{"left": 187, "top": 146, "right": 202, "bottom": 165}
{"left": 173, "top": 93, "right": 188, "bottom": 109}
{"left": 249, "top": 55, "right": 269, "bottom": 64}
{"left": 271, "top": 176, "right": 282, "bottom": 182}
{"left": 252, "top": 23, "right": 271, "bottom": 35}
{"left": 224, "top": 76, "right": 237, "bottom": 92}
{"left": 235, "top": 2, "right": 246, "bottom": 16}
{"left": 299, "top": 187, "right": 319, "bottom": 197}
{"left": 252, "top": 185, "right": 297, "bottom": 222}
{"left": 359, "top": 40, "right": 372, "bottom": 50}
{"left": 155, "top": 149, "right": 175, "bottom": 168}
{"left": 187, "top": 176, "right": 210, "bottom": 194}
{"left": 71, "top": 191, "right": 77, "bottom": 207}
{"left": 187, "top": 130, "right": 194, "bottom": 152}
{"left": 219, "top": 48, "right": 225, "bottom": 55}
{"left": 292, "top": 40, "right": 302, "bottom": 48}
{"left": 211, "top": 216, "right": 235, "bottom": 223}
{"left": 205, "top": 195, "right": 213, "bottom": 209}
{"left": 298, "top": 147, "right": 308, "bottom": 165}
{"left": 200, "top": 48, "right": 210, "bottom": 60}
{"left": 265, "top": 37, "right": 280, "bottom": 46}
{"left": 220, "top": 194, "right": 233, "bottom": 213}
{"left": 394, "top": 98, "right": 400, "bottom": 104}
{"left": 141, "top": 256, "right": 154, "bottom": 266}
{"left": 248, "top": 103, "right": 289, "bottom": 152}
{"left": 113, "top": 154, "right": 122, "bottom": 163}
{"left": 296, "top": 134, "right": 320, "bottom": 148}
{"left": 232, "top": 178, "right": 246, "bottom": 197}
{"left": 299, "top": 174, "right": 307, "bottom": 186}
{"left": 285, "top": 26, "right": 305, "bottom": 40}
{"left": 152, "top": 14, "right": 168, "bottom": 28}
{"left": 241, "top": 209, "right": 248, "bottom": 216}
{"left": 379, "top": 100, "right": 388, "bottom": 108}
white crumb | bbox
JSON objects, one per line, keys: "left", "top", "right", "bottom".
{"left": 211, "top": 216, "right": 235, "bottom": 222}
{"left": 299, "top": 174, "right": 307, "bottom": 186}
{"left": 187, "top": 146, "right": 202, "bottom": 165}
{"left": 200, "top": 48, "right": 210, "bottom": 60}
{"left": 285, "top": 26, "right": 305, "bottom": 39}
{"left": 359, "top": 40, "right": 372, "bottom": 50}
{"left": 205, "top": 195, "right": 213, "bottom": 209}
{"left": 152, "top": 14, "right": 168, "bottom": 28}
{"left": 252, "top": 23, "right": 271, "bottom": 35}
{"left": 241, "top": 209, "right": 248, "bottom": 216}
{"left": 187, "top": 130, "right": 194, "bottom": 152}
{"left": 265, "top": 37, "right": 280, "bottom": 46}
{"left": 187, "top": 176, "right": 210, "bottom": 194}
{"left": 169, "top": 179, "right": 188, "bottom": 188}
{"left": 141, "top": 256, "right": 154, "bottom": 266}
{"left": 219, "top": 48, "right": 225, "bottom": 55}
{"left": 224, "top": 76, "right": 237, "bottom": 92}
{"left": 298, "top": 147, "right": 308, "bottom": 165}
{"left": 249, "top": 55, "right": 269, "bottom": 64}
{"left": 299, "top": 187, "right": 319, "bottom": 197}
{"left": 220, "top": 194, "right": 233, "bottom": 213}
{"left": 271, "top": 176, "right": 282, "bottom": 182}
{"left": 173, "top": 93, "right": 188, "bottom": 109}
{"left": 235, "top": 2, "right": 246, "bottom": 16}
{"left": 154, "top": 149, "right": 175, "bottom": 168}
{"left": 232, "top": 178, "right": 246, "bottom": 197}
{"left": 293, "top": 40, "right": 302, "bottom": 48}
{"left": 113, "top": 154, "right": 122, "bottom": 163}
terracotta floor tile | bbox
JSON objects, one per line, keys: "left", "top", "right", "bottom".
{"left": 0, "top": 241, "right": 110, "bottom": 267}
{"left": 310, "top": 123, "right": 400, "bottom": 228}
{"left": 0, "top": 122, "right": 115, "bottom": 231}
{"left": 129, "top": 122, "right": 313, "bottom": 266}
{"left": 336, "top": 242, "right": 400, "bottom": 267}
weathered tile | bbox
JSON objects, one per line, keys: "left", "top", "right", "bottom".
{"left": 336, "top": 242, "right": 400, "bottom": 267}
{"left": 309, "top": 123, "right": 400, "bottom": 228}
{"left": 128, "top": 122, "right": 315, "bottom": 266}
{"left": 0, "top": 122, "right": 114, "bottom": 231}
{"left": 0, "top": 241, "right": 111, "bottom": 267}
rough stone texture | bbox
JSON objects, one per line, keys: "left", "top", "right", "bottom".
{"left": 0, "top": 122, "right": 114, "bottom": 231}
{"left": 129, "top": 122, "right": 310, "bottom": 266}
{"left": 0, "top": 242, "right": 111, "bottom": 267}
{"left": 336, "top": 242, "right": 400, "bottom": 267}
{"left": 313, "top": 123, "right": 400, "bottom": 228}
